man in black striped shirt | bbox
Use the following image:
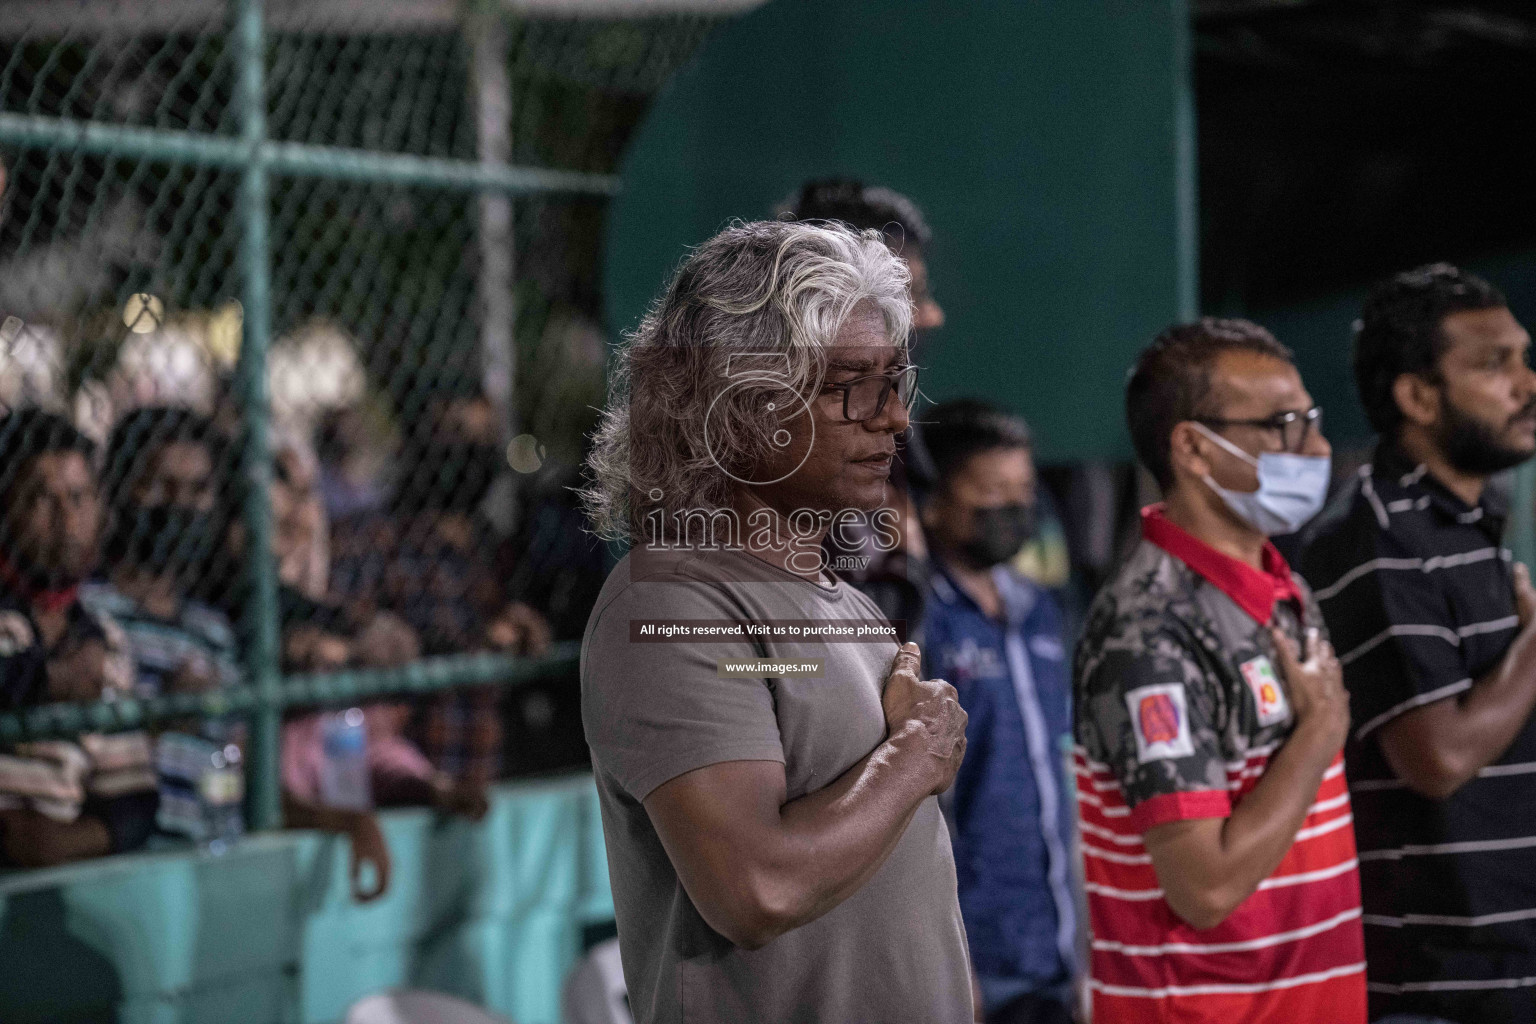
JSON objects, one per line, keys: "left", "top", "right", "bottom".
{"left": 1300, "top": 264, "right": 1536, "bottom": 1022}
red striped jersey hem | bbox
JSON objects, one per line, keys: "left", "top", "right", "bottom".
{"left": 1091, "top": 969, "right": 1366, "bottom": 1024}
{"left": 1091, "top": 890, "right": 1364, "bottom": 990}
{"left": 1072, "top": 746, "right": 1364, "bottom": 1021}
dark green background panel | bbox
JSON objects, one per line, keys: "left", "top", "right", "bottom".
{"left": 1256, "top": 249, "right": 1536, "bottom": 455}
{"left": 604, "top": 0, "right": 1195, "bottom": 461}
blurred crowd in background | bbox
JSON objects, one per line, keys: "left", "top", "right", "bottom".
{"left": 0, "top": 156, "right": 614, "bottom": 896}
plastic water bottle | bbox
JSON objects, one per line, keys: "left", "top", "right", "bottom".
{"left": 319, "top": 707, "right": 372, "bottom": 811}
{"left": 201, "top": 741, "right": 245, "bottom": 854}
{"left": 154, "top": 732, "right": 245, "bottom": 852}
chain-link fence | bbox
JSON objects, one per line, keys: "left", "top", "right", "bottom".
{"left": 0, "top": 0, "right": 723, "bottom": 840}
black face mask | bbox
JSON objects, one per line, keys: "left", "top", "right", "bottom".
{"left": 408, "top": 442, "right": 503, "bottom": 514}
{"left": 108, "top": 505, "right": 221, "bottom": 578}
{"left": 960, "top": 503, "right": 1036, "bottom": 569}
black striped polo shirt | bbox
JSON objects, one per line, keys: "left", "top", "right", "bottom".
{"left": 1300, "top": 441, "right": 1535, "bottom": 1022}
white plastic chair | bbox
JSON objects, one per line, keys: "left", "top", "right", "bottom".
{"left": 344, "top": 989, "right": 516, "bottom": 1024}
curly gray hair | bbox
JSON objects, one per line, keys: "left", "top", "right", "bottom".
{"left": 581, "top": 219, "right": 913, "bottom": 543}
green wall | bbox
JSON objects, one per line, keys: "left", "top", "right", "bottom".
{"left": 1249, "top": 250, "right": 1536, "bottom": 573}
{"left": 0, "top": 774, "right": 614, "bottom": 1024}
{"left": 1252, "top": 250, "right": 1536, "bottom": 455}
{"left": 605, "top": 0, "right": 1196, "bottom": 461}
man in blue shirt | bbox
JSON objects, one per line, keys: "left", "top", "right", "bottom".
{"left": 921, "top": 399, "right": 1076, "bottom": 1024}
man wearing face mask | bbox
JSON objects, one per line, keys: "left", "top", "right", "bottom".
{"left": 81, "top": 407, "right": 241, "bottom": 699}
{"left": 1075, "top": 318, "right": 1363, "bottom": 1024}
{"left": 919, "top": 400, "right": 1075, "bottom": 1024}
{"left": 1300, "top": 265, "right": 1536, "bottom": 1024}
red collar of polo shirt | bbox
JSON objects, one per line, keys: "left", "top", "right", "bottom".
{"left": 0, "top": 550, "right": 78, "bottom": 615}
{"left": 1140, "top": 504, "right": 1300, "bottom": 625}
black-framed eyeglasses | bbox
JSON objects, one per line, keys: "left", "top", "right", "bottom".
{"left": 821, "top": 364, "right": 920, "bottom": 423}
{"left": 1196, "top": 405, "right": 1323, "bottom": 454}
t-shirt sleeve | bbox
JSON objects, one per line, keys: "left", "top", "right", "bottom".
{"left": 582, "top": 579, "right": 784, "bottom": 802}
{"left": 1323, "top": 539, "right": 1473, "bottom": 741}
{"left": 1079, "top": 629, "right": 1231, "bottom": 832}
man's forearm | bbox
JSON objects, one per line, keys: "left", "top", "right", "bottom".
{"left": 644, "top": 651, "right": 966, "bottom": 949}
{"left": 1217, "top": 718, "right": 1338, "bottom": 882}
{"left": 283, "top": 794, "right": 372, "bottom": 834}
{"left": 1148, "top": 717, "right": 1339, "bottom": 929}
{"left": 769, "top": 721, "right": 944, "bottom": 927}
{"left": 650, "top": 721, "right": 944, "bottom": 949}
{"left": 1413, "top": 624, "right": 1536, "bottom": 789}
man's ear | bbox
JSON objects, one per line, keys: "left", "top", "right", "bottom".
{"left": 1167, "top": 422, "right": 1212, "bottom": 484}
{"left": 1391, "top": 372, "right": 1441, "bottom": 429}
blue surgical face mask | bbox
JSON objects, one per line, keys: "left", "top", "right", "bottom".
{"left": 1192, "top": 423, "right": 1331, "bottom": 536}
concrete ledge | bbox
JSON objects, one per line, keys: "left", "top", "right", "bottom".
{"left": 0, "top": 772, "right": 614, "bottom": 1024}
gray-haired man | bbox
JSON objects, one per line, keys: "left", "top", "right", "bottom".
{"left": 580, "top": 221, "right": 973, "bottom": 1023}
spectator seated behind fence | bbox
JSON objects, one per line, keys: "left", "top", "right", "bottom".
{"left": 316, "top": 405, "right": 389, "bottom": 524}
{"left": 496, "top": 455, "right": 609, "bottom": 644}
{"left": 0, "top": 410, "right": 158, "bottom": 867}
{"left": 493, "top": 456, "right": 609, "bottom": 775}
{"left": 277, "top": 594, "right": 485, "bottom": 902}
{"left": 202, "top": 421, "right": 335, "bottom": 626}
{"left": 79, "top": 408, "right": 241, "bottom": 698}
{"left": 197, "top": 413, "right": 492, "bottom": 830}
{"left": 918, "top": 399, "right": 1076, "bottom": 1024}
{"left": 329, "top": 391, "right": 551, "bottom": 787}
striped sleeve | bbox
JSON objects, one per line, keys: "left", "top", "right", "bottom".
{"left": 1079, "top": 637, "right": 1231, "bottom": 833}
{"left": 1321, "top": 535, "right": 1473, "bottom": 741}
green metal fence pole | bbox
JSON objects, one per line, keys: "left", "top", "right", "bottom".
{"left": 472, "top": 3, "right": 517, "bottom": 448}
{"left": 234, "top": 0, "right": 282, "bottom": 832}
{"left": 0, "top": 645, "right": 583, "bottom": 744}
{"left": 0, "top": 113, "right": 621, "bottom": 196}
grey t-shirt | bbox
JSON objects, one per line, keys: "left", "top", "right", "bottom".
{"left": 581, "top": 547, "right": 972, "bottom": 1024}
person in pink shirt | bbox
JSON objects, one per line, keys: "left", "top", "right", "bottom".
{"left": 280, "top": 606, "right": 487, "bottom": 901}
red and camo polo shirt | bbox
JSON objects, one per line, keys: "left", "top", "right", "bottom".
{"left": 1072, "top": 506, "right": 1365, "bottom": 1024}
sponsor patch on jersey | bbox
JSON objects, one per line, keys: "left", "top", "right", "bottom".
{"left": 1240, "top": 655, "right": 1290, "bottom": 727}
{"left": 1126, "top": 682, "right": 1194, "bottom": 762}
